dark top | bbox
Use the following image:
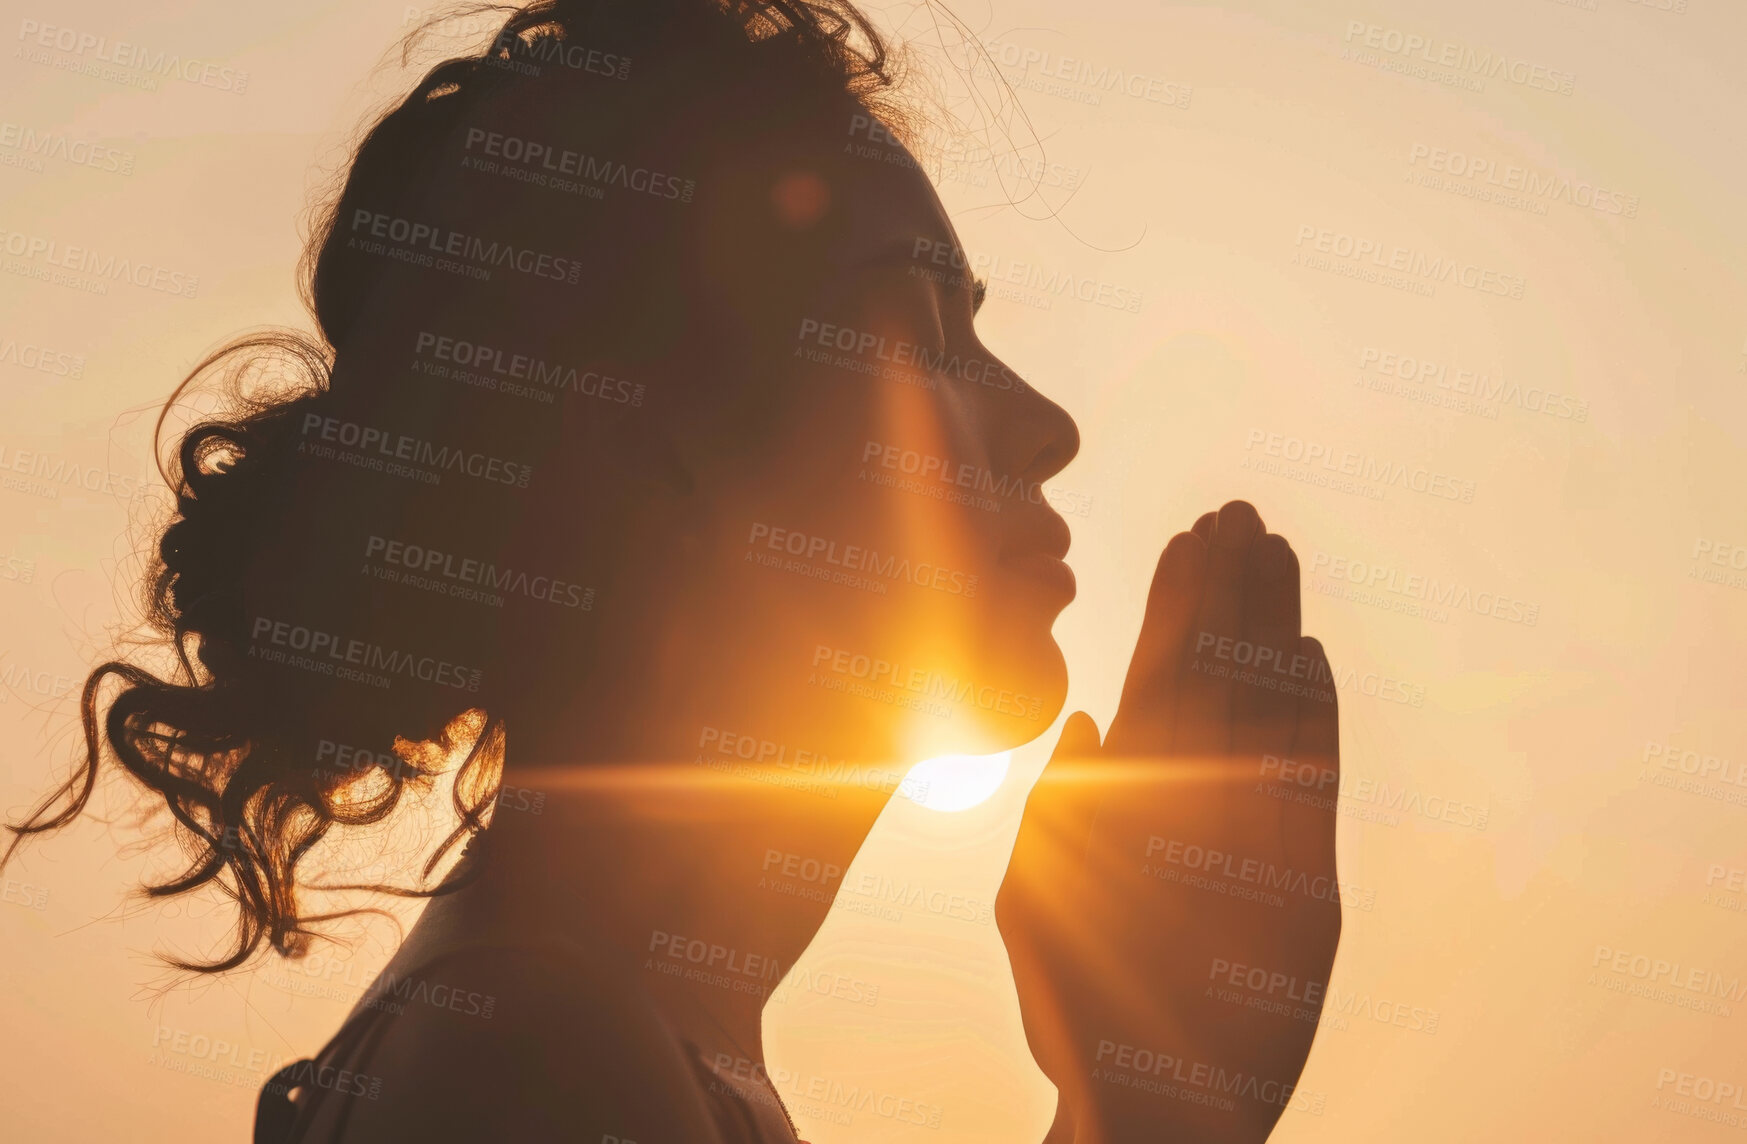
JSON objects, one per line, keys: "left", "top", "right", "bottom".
{"left": 253, "top": 863, "right": 807, "bottom": 1144}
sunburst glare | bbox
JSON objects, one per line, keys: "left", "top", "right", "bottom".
{"left": 899, "top": 751, "right": 1013, "bottom": 812}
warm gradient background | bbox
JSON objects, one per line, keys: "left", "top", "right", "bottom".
{"left": 3, "top": 1, "right": 1745, "bottom": 1141}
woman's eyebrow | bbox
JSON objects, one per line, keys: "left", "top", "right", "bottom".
{"left": 855, "top": 237, "right": 943, "bottom": 272}
{"left": 857, "top": 238, "right": 984, "bottom": 316}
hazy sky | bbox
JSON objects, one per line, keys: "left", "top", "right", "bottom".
{"left": 3, "top": 2, "right": 1745, "bottom": 1141}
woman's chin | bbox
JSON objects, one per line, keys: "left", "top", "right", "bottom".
{"left": 913, "top": 640, "right": 1069, "bottom": 759}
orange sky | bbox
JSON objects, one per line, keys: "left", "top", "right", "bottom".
{"left": 3, "top": 2, "right": 1746, "bottom": 1141}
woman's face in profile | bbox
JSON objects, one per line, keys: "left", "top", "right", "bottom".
{"left": 664, "top": 147, "right": 1082, "bottom": 763}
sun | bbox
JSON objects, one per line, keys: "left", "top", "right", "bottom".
{"left": 898, "top": 751, "right": 1013, "bottom": 812}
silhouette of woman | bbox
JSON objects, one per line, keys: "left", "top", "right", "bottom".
{"left": 3, "top": 3, "right": 1341, "bottom": 1141}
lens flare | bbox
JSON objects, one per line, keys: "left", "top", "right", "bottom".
{"left": 899, "top": 751, "right": 1013, "bottom": 812}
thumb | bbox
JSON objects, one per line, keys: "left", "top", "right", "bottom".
{"left": 1049, "top": 710, "right": 1103, "bottom": 766}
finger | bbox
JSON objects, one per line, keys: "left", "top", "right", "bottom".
{"left": 1232, "top": 533, "right": 1302, "bottom": 760}
{"left": 1282, "top": 635, "right": 1339, "bottom": 872}
{"left": 1190, "top": 511, "right": 1218, "bottom": 542}
{"left": 1027, "top": 711, "right": 1108, "bottom": 867}
{"left": 1104, "top": 531, "right": 1206, "bottom": 754}
{"left": 1011, "top": 713, "right": 1103, "bottom": 880}
{"left": 1291, "top": 637, "right": 1338, "bottom": 766}
{"left": 1173, "top": 500, "right": 1264, "bottom": 759}
{"left": 1049, "top": 710, "right": 1104, "bottom": 766}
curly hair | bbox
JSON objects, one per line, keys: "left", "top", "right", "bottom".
{"left": 3, "top": 0, "right": 913, "bottom": 973}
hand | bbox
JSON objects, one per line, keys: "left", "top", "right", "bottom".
{"left": 998, "top": 501, "right": 1342, "bottom": 1144}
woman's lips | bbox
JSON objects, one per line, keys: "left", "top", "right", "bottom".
{"left": 1003, "top": 551, "right": 1077, "bottom": 600}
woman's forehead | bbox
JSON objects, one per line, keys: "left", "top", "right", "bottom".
{"left": 832, "top": 147, "right": 963, "bottom": 272}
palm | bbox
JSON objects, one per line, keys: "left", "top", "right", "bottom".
{"left": 998, "top": 501, "right": 1342, "bottom": 1144}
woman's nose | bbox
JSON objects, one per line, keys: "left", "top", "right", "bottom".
{"left": 1009, "top": 381, "right": 1080, "bottom": 486}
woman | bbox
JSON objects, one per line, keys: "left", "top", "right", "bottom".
{"left": 5, "top": 2, "right": 1341, "bottom": 1141}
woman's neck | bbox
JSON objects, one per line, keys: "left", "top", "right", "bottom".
{"left": 453, "top": 755, "right": 899, "bottom": 1062}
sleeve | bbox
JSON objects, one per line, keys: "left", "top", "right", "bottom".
{"left": 321, "top": 944, "right": 734, "bottom": 1144}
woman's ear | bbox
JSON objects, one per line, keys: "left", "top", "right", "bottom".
{"left": 601, "top": 417, "right": 695, "bottom": 497}
{"left": 561, "top": 372, "right": 697, "bottom": 498}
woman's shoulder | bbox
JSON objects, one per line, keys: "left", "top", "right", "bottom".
{"left": 357, "top": 928, "right": 636, "bottom": 1027}
{"left": 292, "top": 938, "right": 733, "bottom": 1143}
